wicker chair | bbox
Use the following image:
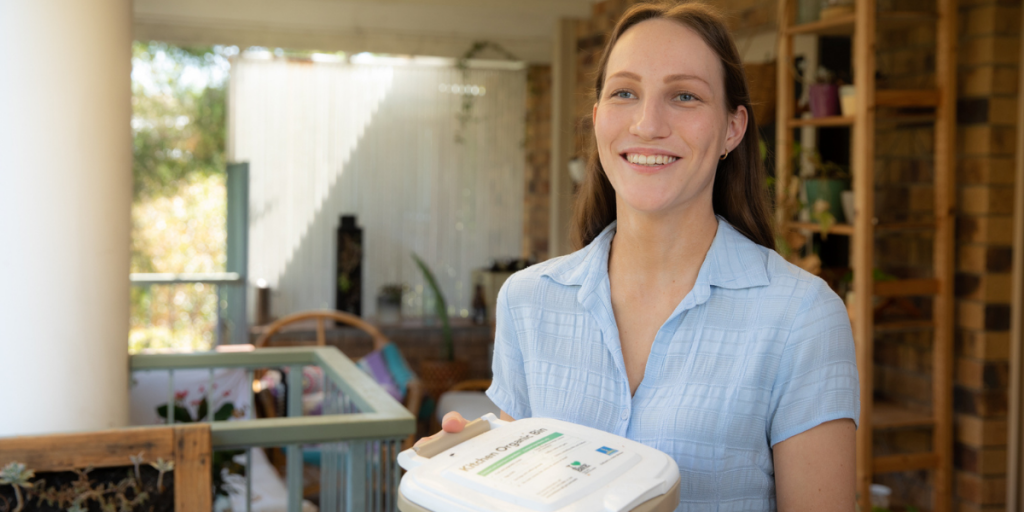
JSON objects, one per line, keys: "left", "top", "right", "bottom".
{"left": 253, "top": 310, "right": 423, "bottom": 449}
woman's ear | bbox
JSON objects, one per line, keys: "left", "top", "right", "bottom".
{"left": 592, "top": 102, "right": 599, "bottom": 125}
{"left": 725, "top": 105, "right": 748, "bottom": 152}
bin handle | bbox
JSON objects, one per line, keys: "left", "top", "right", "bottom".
{"left": 413, "top": 417, "right": 492, "bottom": 458}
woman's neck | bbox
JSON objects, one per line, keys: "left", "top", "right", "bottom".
{"left": 609, "top": 200, "right": 719, "bottom": 283}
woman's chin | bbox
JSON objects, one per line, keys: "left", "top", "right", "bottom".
{"left": 618, "top": 195, "right": 682, "bottom": 217}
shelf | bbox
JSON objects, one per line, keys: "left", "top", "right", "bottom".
{"left": 877, "top": 11, "right": 938, "bottom": 31}
{"left": 873, "top": 452, "right": 941, "bottom": 473}
{"left": 787, "top": 221, "right": 855, "bottom": 236}
{"left": 786, "top": 13, "right": 857, "bottom": 35}
{"left": 876, "top": 89, "right": 941, "bottom": 108}
{"left": 874, "top": 320, "right": 934, "bottom": 332}
{"left": 787, "top": 116, "right": 855, "bottom": 128}
{"left": 875, "top": 221, "right": 936, "bottom": 232}
{"left": 872, "top": 401, "right": 934, "bottom": 429}
{"left": 787, "top": 221, "right": 941, "bottom": 236}
{"left": 777, "top": 0, "right": 954, "bottom": 505}
{"left": 873, "top": 279, "right": 940, "bottom": 297}
{"left": 785, "top": 11, "right": 934, "bottom": 37}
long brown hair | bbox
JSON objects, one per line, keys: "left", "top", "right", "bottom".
{"left": 570, "top": 1, "right": 775, "bottom": 251}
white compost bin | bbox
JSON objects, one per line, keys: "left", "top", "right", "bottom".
{"left": 397, "top": 413, "right": 680, "bottom": 512}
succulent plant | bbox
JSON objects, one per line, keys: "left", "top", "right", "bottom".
{"left": 0, "top": 462, "right": 36, "bottom": 512}
{"left": 128, "top": 452, "right": 145, "bottom": 484}
{"left": 149, "top": 458, "right": 174, "bottom": 493}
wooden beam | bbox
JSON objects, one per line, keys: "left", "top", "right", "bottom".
{"left": 549, "top": 18, "right": 578, "bottom": 257}
{"left": 1007, "top": 3, "right": 1024, "bottom": 509}
{"left": 852, "top": 0, "right": 878, "bottom": 506}
{"left": 775, "top": 0, "right": 794, "bottom": 231}
{"left": 0, "top": 426, "right": 175, "bottom": 472}
{"left": 872, "top": 401, "right": 935, "bottom": 429}
{"left": 873, "top": 452, "right": 941, "bottom": 473}
{"left": 174, "top": 424, "right": 212, "bottom": 512}
{"left": 789, "top": 221, "right": 855, "bottom": 236}
{"left": 785, "top": 12, "right": 856, "bottom": 35}
{"left": 876, "top": 89, "right": 940, "bottom": 108}
{"left": 787, "top": 115, "right": 856, "bottom": 128}
{"left": 873, "top": 278, "right": 940, "bottom": 297}
{"left": 932, "top": 0, "right": 957, "bottom": 509}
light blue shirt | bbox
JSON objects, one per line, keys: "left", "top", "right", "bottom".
{"left": 486, "top": 219, "right": 859, "bottom": 511}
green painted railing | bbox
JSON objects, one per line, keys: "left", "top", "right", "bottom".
{"left": 131, "top": 346, "right": 415, "bottom": 512}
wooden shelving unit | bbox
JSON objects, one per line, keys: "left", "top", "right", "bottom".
{"left": 774, "top": 0, "right": 956, "bottom": 509}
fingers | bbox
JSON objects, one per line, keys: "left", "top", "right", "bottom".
{"left": 412, "top": 412, "right": 469, "bottom": 448}
{"left": 441, "top": 412, "right": 468, "bottom": 433}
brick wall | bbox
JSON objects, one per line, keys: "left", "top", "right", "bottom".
{"left": 954, "top": 0, "right": 1020, "bottom": 509}
{"left": 871, "top": 3, "right": 942, "bottom": 507}
{"left": 564, "top": 0, "right": 1022, "bottom": 510}
{"left": 523, "top": 65, "right": 552, "bottom": 261}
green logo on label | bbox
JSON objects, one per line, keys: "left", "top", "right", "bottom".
{"left": 571, "top": 461, "right": 580, "bottom": 466}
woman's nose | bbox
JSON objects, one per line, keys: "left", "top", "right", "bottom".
{"left": 629, "top": 98, "right": 671, "bottom": 140}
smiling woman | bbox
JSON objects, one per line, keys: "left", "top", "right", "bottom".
{"left": 473, "top": 3, "right": 859, "bottom": 512}
{"left": 574, "top": 4, "right": 774, "bottom": 253}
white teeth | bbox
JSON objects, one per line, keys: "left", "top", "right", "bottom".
{"left": 626, "top": 153, "right": 676, "bottom": 166}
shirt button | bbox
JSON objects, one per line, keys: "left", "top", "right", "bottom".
{"left": 620, "top": 410, "right": 629, "bottom": 420}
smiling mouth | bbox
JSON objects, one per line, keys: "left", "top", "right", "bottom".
{"left": 622, "top": 153, "right": 678, "bottom": 166}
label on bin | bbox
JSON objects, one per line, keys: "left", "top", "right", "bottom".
{"left": 442, "top": 425, "right": 638, "bottom": 508}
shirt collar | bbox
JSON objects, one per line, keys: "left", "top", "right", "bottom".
{"left": 540, "top": 217, "right": 771, "bottom": 296}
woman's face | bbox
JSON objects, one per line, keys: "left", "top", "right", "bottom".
{"left": 594, "top": 18, "right": 747, "bottom": 218}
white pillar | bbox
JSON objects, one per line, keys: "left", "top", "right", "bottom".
{"left": 0, "top": 0, "right": 133, "bottom": 436}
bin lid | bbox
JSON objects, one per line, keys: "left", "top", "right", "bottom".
{"left": 398, "top": 417, "right": 680, "bottom": 512}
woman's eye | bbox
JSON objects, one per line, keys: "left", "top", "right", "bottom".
{"left": 676, "top": 93, "right": 696, "bottom": 102}
{"left": 612, "top": 90, "right": 636, "bottom": 99}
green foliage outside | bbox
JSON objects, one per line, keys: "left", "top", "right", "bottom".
{"left": 130, "top": 42, "right": 231, "bottom": 353}
{"left": 131, "top": 42, "right": 229, "bottom": 201}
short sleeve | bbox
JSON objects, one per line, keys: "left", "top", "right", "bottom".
{"left": 768, "top": 279, "right": 860, "bottom": 446}
{"left": 485, "top": 278, "right": 532, "bottom": 420}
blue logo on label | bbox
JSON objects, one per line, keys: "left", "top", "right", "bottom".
{"left": 596, "top": 446, "right": 618, "bottom": 455}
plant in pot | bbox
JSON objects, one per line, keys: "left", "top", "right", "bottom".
{"left": 412, "top": 253, "right": 468, "bottom": 400}
{"left": 808, "top": 67, "right": 841, "bottom": 118}
{"left": 377, "top": 283, "right": 407, "bottom": 325}
{"left": 799, "top": 144, "right": 850, "bottom": 239}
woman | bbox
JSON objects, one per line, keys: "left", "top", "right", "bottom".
{"left": 427, "top": 2, "right": 859, "bottom": 510}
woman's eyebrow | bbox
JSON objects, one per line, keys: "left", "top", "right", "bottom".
{"left": 607, "top": 70, "right": 642, "bottom": 82}
{"left": 664, "top": 73, "right": 710, "bottom": 86}
{"left": 606, "top": 71, "right": 711, "bottom": 90}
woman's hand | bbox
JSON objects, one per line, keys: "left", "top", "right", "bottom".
{"left": 413, "top": 411, "right": 470, "bottom": 447}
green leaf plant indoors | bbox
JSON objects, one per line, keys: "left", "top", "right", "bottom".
{"left": 412, "top": 252, "right": 454, "bottom": 362}
{"left": 156, "top": 398, "right": 242, "bottom": 497}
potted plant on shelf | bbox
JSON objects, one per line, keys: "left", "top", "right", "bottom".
{"left": 809, "top": 67, "right": 841, "bottom": 118}
{"left": 412, "top": 253, "right": 467, "bottom": 400}
{"left": 799, "top": 144, "right": 850, "bottom": 238}
{"left": 376, "top": 283, "right": 407, "bottom": 325}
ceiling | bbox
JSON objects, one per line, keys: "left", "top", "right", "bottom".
{"left": 133, "top": 0, "right": 598, "bottom": 63}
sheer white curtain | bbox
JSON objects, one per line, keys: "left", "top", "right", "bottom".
{"left": 229, "top": 55, "right": 526, "bottom": 319}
